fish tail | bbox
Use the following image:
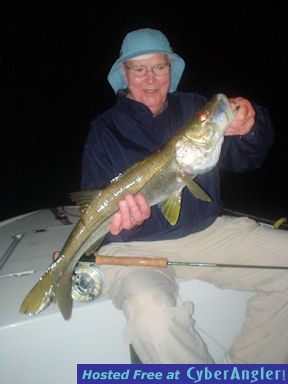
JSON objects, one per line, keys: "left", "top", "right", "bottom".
{"left": 55, "top": 274, "right": 73, "bottom": 320}
{"left": 19, "top": 259, "right": 74, "bottom": 320}
{"left": 19, "top": 269, "right": 56, "bottom": 315}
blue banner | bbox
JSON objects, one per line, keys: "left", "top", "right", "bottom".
{"left": 77, "top": 364, "right": 287, "bottom": 383}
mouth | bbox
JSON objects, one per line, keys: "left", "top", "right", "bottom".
{"left": 143, "top": 88, "right": 157, "bottom": 94}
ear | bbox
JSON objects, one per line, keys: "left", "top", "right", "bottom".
{"left": 120, "top": 64, "right": 128, "bottom": 85}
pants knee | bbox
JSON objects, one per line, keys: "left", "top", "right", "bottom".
{"left": 123, "top": 292, "right": 174, "bottom": 321}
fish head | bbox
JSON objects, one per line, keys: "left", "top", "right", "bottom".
{"left": 187, "top": 93, "right": 235, "bottom": 148}
{"left": 175, "top": 94, "right": 235, "bottom": 174}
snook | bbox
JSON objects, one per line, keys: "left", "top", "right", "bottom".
{"left": 20, "top": 93, "right": 235, "bottom": 320}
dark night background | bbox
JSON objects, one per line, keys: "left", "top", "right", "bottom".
{"left": 1, "top": 3, "right": 287, "bottom": 222}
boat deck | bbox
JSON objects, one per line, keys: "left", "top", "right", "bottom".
{"left": 0, "top": 207, "right": 256, "bottom": 383}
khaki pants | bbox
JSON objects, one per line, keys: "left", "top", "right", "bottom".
{"left": 98, "top": 216, "right": 288, "bottom": 364}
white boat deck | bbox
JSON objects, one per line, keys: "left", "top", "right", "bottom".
{"left": 0, "top": 207, "right": 254, "bottom": 384}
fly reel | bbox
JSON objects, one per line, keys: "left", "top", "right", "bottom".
{"left": 71, "top": 262, "right": 104, "bottom": 302}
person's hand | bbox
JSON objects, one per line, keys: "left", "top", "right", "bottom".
{"left": 109, "top": 193, "right": 151, "bottom": 235}
{"left": 226, "top": 97, "right": 256, "bottom": 136}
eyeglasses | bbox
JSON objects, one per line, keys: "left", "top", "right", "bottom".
{"left": 124, "top": 62, "right": 171, "bottom": 77}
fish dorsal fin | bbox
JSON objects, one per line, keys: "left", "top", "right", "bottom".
{"left": 183, "top": 176, "right": 211, "bottom": 202}
{"left": 69, "top": 164, "right": 141, "bottom": 217}
{"left": 160, "top": 190, "right": 182, "bottom": 225}
{"left": 70, "top": 189, "right": 102, "bottom": 216}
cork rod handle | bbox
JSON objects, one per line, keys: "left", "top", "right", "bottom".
{"left": 95, "top": 255, "right": 168, "bottom": 268}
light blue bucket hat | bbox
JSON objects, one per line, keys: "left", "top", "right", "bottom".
{"left": 107, "top": 28, "right": 185, "bottom": 94}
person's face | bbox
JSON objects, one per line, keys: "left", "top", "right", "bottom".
{"left": 121, "top": 54, "right": 171, "bottom": 116}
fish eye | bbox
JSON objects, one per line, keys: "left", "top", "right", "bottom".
{"left": 199, "top": 113, "right": 207, "bottom": 122}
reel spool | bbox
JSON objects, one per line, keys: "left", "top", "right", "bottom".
{"left": 71, "top": 262, "right": 104, "bottom": 302}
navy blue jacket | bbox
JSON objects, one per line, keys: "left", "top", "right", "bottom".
{"left": 81, "top": 92, "right": 274, "bottom": 243}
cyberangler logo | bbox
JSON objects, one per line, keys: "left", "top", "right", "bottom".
{"left": 187, "top": 366, "right": 286, "bottom": 383}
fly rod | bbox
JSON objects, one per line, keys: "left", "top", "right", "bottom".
{"left": 94, "top": 255, "right": 288, "bottom": 270}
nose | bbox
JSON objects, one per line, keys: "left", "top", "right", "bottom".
{"left": 145, "top": 69, "right": 156, "bottom": 82}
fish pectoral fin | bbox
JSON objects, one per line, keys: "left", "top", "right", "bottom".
{"left": 184, "top": 177, "right": 211, "bottom": 202}
{"left": 160, "top": 191, "right": 182, "bottom": 225}
{"left": 70, "top": 189, "right": 102, "bottom": 215}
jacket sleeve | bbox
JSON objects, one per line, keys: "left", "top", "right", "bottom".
{"left": 220, "top": 103, "right": 274, "bottom": 172}
{"left": 81, "top": 119, "right": 115, "bottom": 191}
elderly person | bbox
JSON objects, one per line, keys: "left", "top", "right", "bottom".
{"left": 81, "top": 28, "right": 288, "bottom": 364}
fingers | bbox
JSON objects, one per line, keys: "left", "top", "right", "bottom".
{"left": 226, "top": 97, "right": 256, "bottom": 136}
{"left": 110, "top": 212, "right": 123, "bottom": 235}
{"left": 109, "top": 194, "right": 151, "bottom": 235}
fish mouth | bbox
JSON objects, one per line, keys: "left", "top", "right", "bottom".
{"left": 211, "top": 94, "right": 234, "bottom": 133}
{"left": 215, "top": 94, "right": 232, "bottom": 115}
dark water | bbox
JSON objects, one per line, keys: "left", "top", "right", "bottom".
{"left": 1, "top": 4, "right": 287, "bottom": 223}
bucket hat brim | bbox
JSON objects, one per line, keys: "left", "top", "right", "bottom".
{"left": 107, "top": 29, "right": 185, "bottom": 93}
